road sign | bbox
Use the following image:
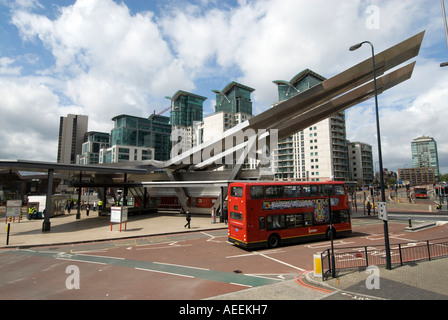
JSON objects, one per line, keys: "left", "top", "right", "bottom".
{"left": 6, "top": 200, "right": 22, "bottom": 220}
{"left": 378, "top": 202, "right": 388, "bottom": 221}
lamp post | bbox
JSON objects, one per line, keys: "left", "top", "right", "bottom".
{"left": 441, "top": 0, "right": 448, "bottom": 67}
{"left": 350, "top": 41, "right": 392, "bottom": 270}
{"left": 327, "top": 191, "right": 336, "bottom": 278}
{"left": 272, "top": 80, "right": 300, "bottom": 97}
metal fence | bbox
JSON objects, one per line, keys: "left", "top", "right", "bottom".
{"left": 321, "top": 237, "right": 448, "bottom": 280}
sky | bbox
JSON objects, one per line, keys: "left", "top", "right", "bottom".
{"left": 0, "top": 0, "right": 447, "bottom": 175}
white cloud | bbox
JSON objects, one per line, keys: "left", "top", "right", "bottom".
{"left": 0, "top": 57, "right": 22, "bottom": 75}
{"left": 0, "top": 78, "right": 61, "bottom": 161}
{"left": 1, "top": 0, "right": 447, "bottom": 174}
{"left": 11, "top": 0, "right": 193, "bottom": 118}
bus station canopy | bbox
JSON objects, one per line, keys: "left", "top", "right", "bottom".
{"left": 0, "top": 159, "right": 148, "bottom": 175}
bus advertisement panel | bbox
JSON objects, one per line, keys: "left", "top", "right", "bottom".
{"left": 228, "top": 181, "right": 352, "bottom": 249}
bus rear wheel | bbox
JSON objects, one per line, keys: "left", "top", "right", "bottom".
{"left": 268, "top": 234, "right": 281, "bottom": 248}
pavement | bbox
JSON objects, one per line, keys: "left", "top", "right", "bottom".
{"left": 208, "top": 257, "right": 448, "bottom": 300}
{"left": 0, "top": 209, "right": 226, "bottom": 248}
{"left": 1, "top": 209, "right": 448, "bottom": 300}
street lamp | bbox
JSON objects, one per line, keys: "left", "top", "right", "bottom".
{"left": 272, "top": 80, "right": 300, "bottom": 97}
{"left": 212, "top": 89, "right": 231, "bottom": 104}
{"left": 350, "top": 40, "right": 392, "bottom": 270}
{"left": 441, "top": 0, "right": 448, "bottom": 67}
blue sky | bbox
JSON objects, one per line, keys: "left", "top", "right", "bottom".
{"left": 0, "top": 0, "right": 448, "bottom": 174}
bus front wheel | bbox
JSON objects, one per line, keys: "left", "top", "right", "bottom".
{"left": 326, "top": 227, "right": 336, "bottom": 240}
{"left": 268, "top": 234, "right": 281, "bottom": 248}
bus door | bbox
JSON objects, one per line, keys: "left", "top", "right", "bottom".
{"left": 257, "top": 215, "right": 267, "bottom": 242}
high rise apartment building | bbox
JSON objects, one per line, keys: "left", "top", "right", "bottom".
{"left": 77, "top": 131, "right": 110, "bottom": 165}
{"left": 347, "top": 141, "right": 374, "bottom": 186}
{"left": 57, "top": 114, "right": 88, "bottom": 164}
{"left": 411, "top": 136, "right": 440, "bottom": 181}
{"left": 273, "top": 69, "right": 349, "bottom": 181}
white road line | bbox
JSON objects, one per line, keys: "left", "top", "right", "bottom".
{"left": 201, "top": 232, "right": 228, "bottom": 243}
{"left": 135, "top": 267, "right": 194, "bottom": 278}
{"left": 230, "top": 282, "right": 253, "bottom": 288}
{"left": 76, "top": 254, "right": 125, "bottom": 260}
{"left": 255, "top": 252, "right": 306, "bottom": 272}
{"left": 153, "top": 261, "right": 210, "bottom": 271}
{"left": 56, "top": 258, "right": 107, "bottom": 265}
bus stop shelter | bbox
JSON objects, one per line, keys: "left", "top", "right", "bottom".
{"left": 0, "top": 160, "right": 147, "bottom": 231}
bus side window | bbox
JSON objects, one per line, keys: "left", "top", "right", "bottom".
{"left": 286, "top": 213, "right": 304, "bottom": 228}
{"left": 310, "top": 185, "right": 319, "bottom": 197}
{"left": 334, "top": 185, "right": 346, "bottom": 195}
{"left": 251, "top": 186, "right": 265, "bottom": 199}
{"left": 267, "top": 215, "right": 285, "bottom": 230}
{"left": 259, "top": 217, "right": 265, "bottom": 230}
{"left": 285, "top": 185, "right": 302, "bottom": 198}
{"left": 302, "top": 185, "right": 311, "bottom": 197}
{"left": 304, "top": 212, "right": 313, "bottom": 226}
{"left": 266, "top": 186, "right": 284, "bottom": 199}
{"left": 333, "top": 210, "right": 350, "bottom": 223}
{"left": 320, "top": 184, "right": 334, "bottom": 196}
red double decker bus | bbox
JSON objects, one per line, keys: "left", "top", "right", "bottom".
{"left": 227, "top": 181, "right": 352, "bottom": 249}
{"left": 414, "top": 187, "right": 428, "bottom": 199}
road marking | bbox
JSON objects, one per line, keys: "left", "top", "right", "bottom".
{"left": 153, "top": 261, "right": 210, "bottom": 271}
{"left": 304, "top": 240, "right": 355, "bottom": 249}
{"left": 245, "top": 274, "right": 285, "bottom": 281}
{"left": 77, "top": 254, "right": 125, "bottom": 260}
{"left": 56, "top": 257, "right": 107, "bottom": 265}
{"left": 230, "top": 282, "right": 252, "bottom": 288}
{"left": 135, "top": 241, "right": 192, "bottom": 250}
{"left": 226, "top": 249, "right": 284, "bottom": 259}
{"left": 226, "top": 248, "right": 305, "bottom": 271}
{"left": 201, "top": 232, "right": 228, "bottom": 243}
{"left": 135, "top": 267, "right": 195, "bottom": 279}
{"left": 255, "top": 251, "right": 306, "bottom": 272}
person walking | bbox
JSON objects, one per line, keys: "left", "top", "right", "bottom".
{"left": 86, "top": 203, "right": 90, "bottom": 217}
{"left": 184, "top": 210, "right": 191, "bottom": 229}
{"left": 367, "top": 200, "right": 372, "bottom": 216}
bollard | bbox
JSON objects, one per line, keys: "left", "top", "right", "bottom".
{"left": 6, "top": 223, "right": 10, "bottom": 245}
{"left": 408, "top": 218, "right": 412, "bottom": 228}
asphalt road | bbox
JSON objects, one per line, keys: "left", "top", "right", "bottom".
{"left": 1, "top": 215, "right": 448, "bottom": 300}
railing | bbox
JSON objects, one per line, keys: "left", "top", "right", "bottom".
{"left": 321, "top": 237, "right": 448, "bottom": 280}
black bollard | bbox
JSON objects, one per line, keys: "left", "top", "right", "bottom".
{"left": 6, "top": 223, "right": 10, "bottom": 245}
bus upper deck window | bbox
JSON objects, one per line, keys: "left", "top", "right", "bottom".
{"left": 334, "top": 185, "right": 346, "bottom": 195}
{"left": 251, "top": 186, "right": 265, "bottom": 199}
{"left": 266, "top": 185, "right": 284, "bottom": 199}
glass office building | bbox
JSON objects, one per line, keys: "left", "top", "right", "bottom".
{"left": 411, "top": 136, "right": 440, "bottom": 181}
{"left": 108, "top": 114, "right": 171, "bottom": 162}
{"left": 214, "top": 81, "right": 254, "bottom": 116}
{"left": 170, "top": 90, "right": 207, "bottom": 128}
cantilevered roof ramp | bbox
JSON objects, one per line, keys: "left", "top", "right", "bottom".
{"left": 158, "top": 31, "right": 424, "bottom": 173}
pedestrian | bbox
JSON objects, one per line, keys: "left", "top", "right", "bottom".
{"left": 86, "top": 203, "right": 90, "bottom": 217}
{"left": 184, "top": 210, "right": 191, "bottom": 229}
{"left": 367, "top": 201, "right": 372, "bottom": 216}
